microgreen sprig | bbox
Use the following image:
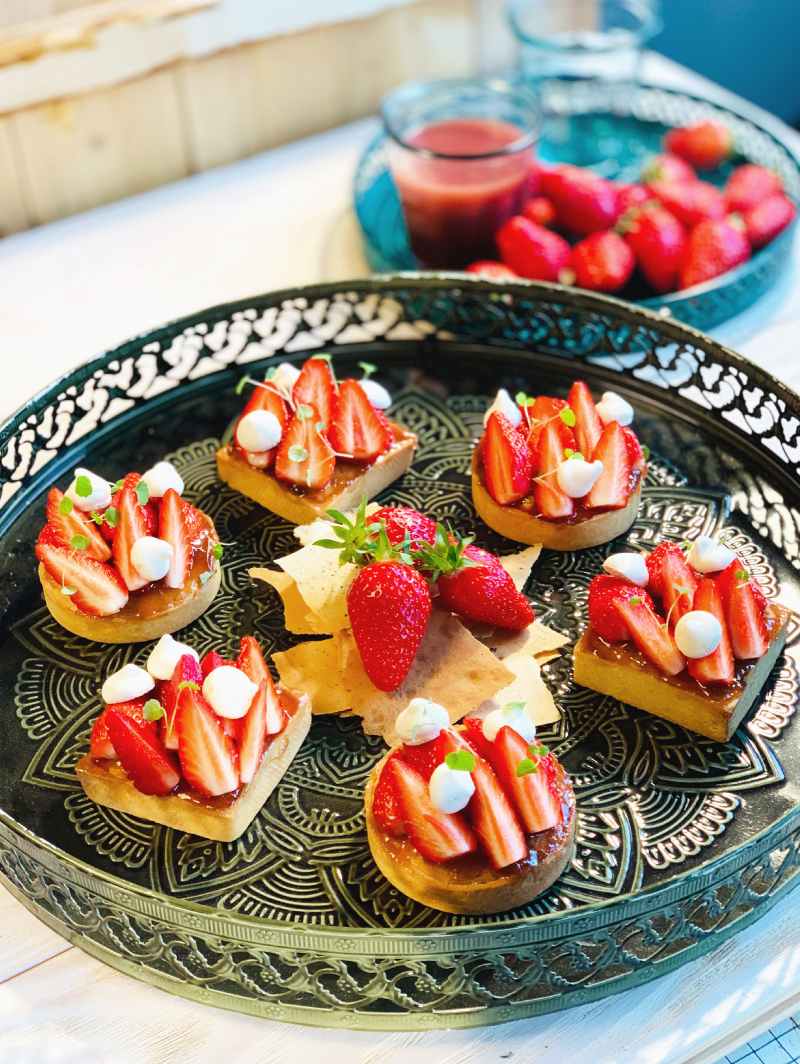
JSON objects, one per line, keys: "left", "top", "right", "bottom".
{"left": 444, "top": 750, "right": 476, "bottom": 772}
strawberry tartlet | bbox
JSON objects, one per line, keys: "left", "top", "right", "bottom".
{"left": 35, "top": 462, "right": 221, "bottom": 643}
{"left": 216, "top": 357, "right": 418, "bottom": 525}
{"left": 573, "top": 539, "right": 792, "bottom": 741}
{"left": 365, "top": 699, "right": 575, "bottom": 914}
{"left": 76, "top": 634, "right": 311, "bottom": 841}
{"left": 472, "top": 381, "right": 646, "bottom": 550}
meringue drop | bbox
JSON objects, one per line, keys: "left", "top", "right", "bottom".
{"left": 556, "top": 458, "right": 603, "bottom": 498}
{"left": 130, "top": 536, "right": 173, "bottom": 582}
{"left": 687, "top": 535, "right": 737, "bottom": 574}
{"left": 595, "top": 391, "right": 634, "bottom": 427}
{"left": 395, "top": 698, "right": 449, "bottom": 745}
{"left": 482, "top": 704, "right": 537, "bottom": 743}
{"left": 202, "top": 666, "right": 259, "bottom": 720}
{"left": 674, "top": 610, "right": 723, "bottom": 659}
{"left": 483, "top": 388, "right": 522, "bottom": 428}
{"left": 236, "top": 410, "right": 283, "bottom": 453}
{"left": 272, "top": 362, "right": 301, "bottom": 395}
{"left": 146, "top": 633, "right": 199, "bottom": 681}
{"left": 101, "top": 663, "right": 155, "bottom": 704}
{"left": 603, "top": 553, "right": 649, "bottom": 587}
{"left": 359, "top": 378, "right": 392, "bottom": 409}
{"left": 429, "top": 762, "right": 476, "bottom": 814}
{"left": 66, "top": 468, "right": 112, "bottom": 513}
{"left": 140, "top": 461, "right": 184, "bottom": 499}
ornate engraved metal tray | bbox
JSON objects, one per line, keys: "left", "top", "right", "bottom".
{"left": 1, "top": 278, "right": 800, "bottom": 1030}
{"left": 354, "top": 84, "right": 800, "bottom": 330}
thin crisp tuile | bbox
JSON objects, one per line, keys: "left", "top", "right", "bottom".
{"left": 272, "top": 639, "right": 351, "bottom": 715}
{"left": 469, "top": 652, "right": 560, "bottom": 726}
{"left": 499, "top": 544, "right": 542, "bottom": 592}
{"left": 481, "top": 621, "right": 569, "bottom": 659}
{"left": 249, "top": 567, "right": 328, "bottom": 635}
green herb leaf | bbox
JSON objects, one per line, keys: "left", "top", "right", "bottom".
{"left": 311, "top": 353, "right": 332, "bottom": 362}
{"left": 315, "top": 421, "right": 325, "bottom": 434}
{"left": 135, "top": 480, "right": 149, "bottom": 506}
{"left": 265, "top": 366, "right": 277, "bottom": 381}
{"left": 444, "top": 749, "right": 476, "bottom": 773}
{"left": 564, "top": 448, "right": 574, "bottom": 458}
{"left": 735, "top": 569, "right": 749, "bottom": 580}
{"left": 559, "top": 407, "right": 576, "bottom": 427}
{"left": 70, "top": 534, "right": 89, "bottom": 551}
{"left": 569, "top": 451, "right": 584, "bottom": 462}
{"left": 58, "top": 496, "right": 74, "bottom": 515}
{"left": 61, "top": 585, "right": 77, "bottom": 596}
{"left": 629, "top": 595, "right": 644, "bottom": 606}
{"left": 142, "top": 699, "right": 166, "bottom": 722}
{"left": 641, "top": 445, "right": 651, "bottom": 460}
{"left": 358, "top": 361, "right": 377, "bottom": 378}
{"left": 288, "top": 445, "right": 308, "bottom": 463}
{"left": 112, "top": 479, "right": 125, "bottom": 492}
{"left": 504, "top": 701, "right": 527, "bottom": 711}
{"left": 211, "top": 543, "right": 224, "bottom": 561}
{"left": 104, "top": 506, "right": 120, "bottom": 528}
{"left": 236, "top": 373, "right": 250, "bottom": 395}
{"left": 516, "top": 758, "right": 539, "bottom": 777}
{"left": 178, "top": 680, "right": 200, "bottom": 692}
{"left": 75, "top": 475, "right": 92, "bottom": 498}
{"left": 89, "top": 511, "right": 104, "bottom": 525}
{"left": 296, "top": 404, "right": 314, "bottom": 421}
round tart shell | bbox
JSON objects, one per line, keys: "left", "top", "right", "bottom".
{"left": 471, "top": 444, "right": 642, "bottom": 550}
{"left": 365, "top": 748, "right": 576, "bottom": 915}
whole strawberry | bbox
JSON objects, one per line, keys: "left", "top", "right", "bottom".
{"left": 465, "top": 260, "right": 520, "bottom": 282}
{"left": 371, "top": 506, "right": 437, "bottom": 552}
{"left": 724, "top": 164, "right": 782, "bottom": 213}
{"left": 743, "top": 192, "right": 797, "bottom": 249}
{"left": 623, "top": 205, "right": 686, "bottom": 294}
{"left": 347, "top": 560, "right": 431, "bottom": 690}
{"left": 679, "top": 217, "right": 750, "bottom": 290}
{"left": 522, "top": 195, "right": 557, "bottom": 228}
{"left": 648, "top": 179, "right": 725, "bottom": 229}
{"left": 541, "top": 165, "right": 621, "bottom": 236}
{"left": 569, "top": 231, "right": 635, "bottom": 293}
{"left": 616, "top": 183, "right": 652, "bottom": 213}
{"left": 496, "top": 216, "right": 571, "bottom": 281}
{"left": 663, "top": 120, "right": 734, "bottom": 171}
{"left": 418, "top": 528, "right": 535, "bottom": 630}
{"left": 641, "top": 153, "right": 696, "bottom": 185}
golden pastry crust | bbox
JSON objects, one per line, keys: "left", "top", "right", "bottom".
{"left": 471, "top": 445, "right": 642, "bottom": 550}
{"left": 365, "top": 749, "right": 576, "bottom": 915}
{"left": 216, "top": 423, "right": 417, "bottom": 525}
{"left": 76, "top": 688, "right": 311, "bottom": 842}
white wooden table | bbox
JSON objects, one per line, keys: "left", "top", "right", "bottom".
{"left": 2, "top": 52, "right": 800, "bottom": 1064}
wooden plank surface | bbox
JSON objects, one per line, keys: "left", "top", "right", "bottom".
{"left": 0, "top": 51, "right": 799, "bottom": 1062}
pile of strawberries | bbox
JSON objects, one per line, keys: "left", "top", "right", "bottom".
{"left": 36, "top": 474, "right": 205, "bottom": 616}
{"left": 468, "top": 119, "right": 797, "bottom": 296}
{"left": 483, "top": 381, "right": 646, "bottom": 516}
{"left": 91, "top": 637, "right": 285, "bottom": 796}
{"left": 237, "top": 357, "right": 392, "bottom": 489}
{"left": 589, "top": 541, "right": 770, "bottom": 680}
{"left": 317, "top": 504, "right": 535, "bottom": 691}
{"left": 374, "top": 718, "right": 563, "bottom": 866}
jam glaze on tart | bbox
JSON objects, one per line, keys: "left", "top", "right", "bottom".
{"left": 573, "top": 542, "right": 792, "bottom": 742}
{"left": 215, "top": 357, "right": 418, "bottom": 524}
{"left": 472, "top": 382, "right": 646, "bottom": 550}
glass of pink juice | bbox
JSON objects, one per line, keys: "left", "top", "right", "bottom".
{"left": 381, "top": 78, "right": 541, "bottom": 270}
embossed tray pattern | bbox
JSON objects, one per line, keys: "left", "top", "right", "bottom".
{"left": 1, "top": 278, "right": 800, "bottom": 1029}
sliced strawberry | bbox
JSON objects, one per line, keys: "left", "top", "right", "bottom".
{"left": 645, "top": 541, "right": 685, "bottom": 598}
{"left": 329, "top": 379, "right": 391, "bottom": 462}
{"left": 623, "top": 426, "right": 647, "bottom": 474}
{"left": 90, "top": 697, "right": 155, "bottom": 760}
{"left": 492, "top": 726, "right": 562, "bottom": 834}
{"left": 534, "top": 419, "right": 575, "bottom": 520}
{"left": 612, "top": 597, "right": 686, "bottom": 675}
{"left": 112, "top": 483, "right": 150, "bottom": 591}
{"left": 568, "top": 381, "right": 602, "bottom": 459}
{"left": 587, "top": 574, "right": 656, "bottom": 643}
{"left": 372, "top": 750, "right": 406, "bottom": 837}
{"left": 717, "top": 560, "right": 769, "bottom": 659}
{"left": 105, "top": 709, "right": 181, "bottom": 796}
{"left": 688, "top": 576, "right": 735, "bottom": 685}
{"left": 236, "top": 635, "right": 268, "bottom": 684}
{"left": 181, "top": 499, "right": 204, "bottom": 542}
{"left": 36, "top": 540, "right": 129, "bottom": 616}
{"left": 402, "top": 733, "right": 446, "bottom": 781}
{"left": 237, "top": 679, "right": 267, "bottom": 784}
{"left": 175, "top": 685, "right": 239, "bottom": 797}
{"left": 161, "top": 653, "right": 203, "bottom": 751}
{"left": 441, "top": 730, "right": 527, "bottom": 870}
{"left": 237, "top": 383, "right": 289, "bottom": 469}
{"left": 275, "top": 403, "right": 336, "bottom": 491}
{"left": 105, "top": 473, "right": 158, "bottom": 541}
{"left": 387, "top": 758, "right": 477, "bottom": 863}
{"left": 292, "top": 356, "right": 336, "bottom": 430}
{"left": 660, "top": 548, "right": 698, "bottom": 623}
{"left": 46, "top": 488, "right": 111, "bottom": 562}
{"left": 158, "top": 487, "right": 191, "bottom": 590}
{"left": 461, "top": 717, "right": 497, "bottom": 764}
{"left": 200, "top": 650, "right": 227, "bottom": 677}
{"left": 526, "top": 396, "right": 575, "bottom": 457}
{"left": 750, "top": 579, "right": 768, "bottom": 614}
{"left": 482, "top": 412, "right": 533, "bottom": 506}
{"left": 585, "top": 421, "right": 631, "bottom": 510}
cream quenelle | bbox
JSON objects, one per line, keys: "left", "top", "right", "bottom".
{"left": 146, "top": 633, "right": 199, "bottom": 681}
{"left": 483, "top": 388, "right": 522, "bottom": 428}
{"left": 595, "top": 391, "right": 634, "bottom": 427}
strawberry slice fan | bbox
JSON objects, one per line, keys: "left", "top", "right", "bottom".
{"left": 472, "top": 380, "right": 647, "bottom": 551}
{"left": 574, "top": 541, "right": 792, "bottom": 743}
{"left": 78, "top": 634, "right": 311, "bottom": 842}
{"left": 215, "top": 353, "right": 418, "bottom": 526}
